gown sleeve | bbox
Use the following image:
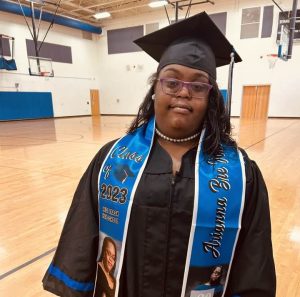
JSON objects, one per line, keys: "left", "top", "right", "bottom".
{"left": 225, "top": 150, "right": 276, "bottom": 297}
{"left": 42, "top": 141, "right": 116, "bottom": 297}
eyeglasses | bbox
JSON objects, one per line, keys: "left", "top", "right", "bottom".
{"left": 157, "top": 78, "right": 212, "bottom": 99}
{"left": 212, "top": 270, "right": 221, "bottom": 276}
{"left": 105, "top": 249, "right": 116, "bottom": 262}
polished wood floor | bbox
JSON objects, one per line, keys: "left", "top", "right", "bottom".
{"left": 0, "top": 116, "right": 299, "bottom": 296}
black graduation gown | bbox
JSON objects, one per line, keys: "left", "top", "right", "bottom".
{"left": 42, "top": 139, "right": 276, "bottom": 297}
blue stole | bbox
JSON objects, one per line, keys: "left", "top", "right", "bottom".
{"left": 95, "top": 116, "right": 245, "bottom": 297}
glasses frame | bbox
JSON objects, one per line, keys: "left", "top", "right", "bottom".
{"left": 105, "top": 249, "right": 116, "bottom": 262}
{"left": 157, "top": 78, "right": 213, "bottom": 99}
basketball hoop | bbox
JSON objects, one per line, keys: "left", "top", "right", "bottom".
{"left": 266, "top": 54, "right": 278, "bottom": 69}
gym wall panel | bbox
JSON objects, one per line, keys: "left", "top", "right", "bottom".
{"left": 0, "top": 36, "right": 11, "bottom": 56}
{"left": 0, "top": 91, "right": 54, "bottom": 120}
{"left": 107, "top": 25, "right": 143, "bottom": 54}
{"left": 209, "top": 12, "right": 227, "bottom": 36}
{"left": 261, "top": 6, "right": 274, "bottom": 38}
{"left": 26, "top": 40, "right": 73, "bottom": 63}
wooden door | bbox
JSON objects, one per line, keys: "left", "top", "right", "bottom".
{"left": 90, "top": 89, "right": 100, "bottom": 116}
{"left": 241, "top": 86, "right": 257, "bottom": 119}
{"left": 241, "top": 85, "right": 270, "bottom": 120}
{"left": 255, "top": 85, "right": 270, "bottom": 119}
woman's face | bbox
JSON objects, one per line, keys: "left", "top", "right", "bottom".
{"left": 210, "top": 266, "right": 222, "bottom": 282}
{"left": 154, "top": 64, "right": 210, "bottom": 138}
{"left": 103, "top": 241, "right": 116, "bottom": 273}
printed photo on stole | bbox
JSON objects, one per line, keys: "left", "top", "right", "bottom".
{"left": 94, "top": 232, "right": 121, "bottom": 297}
{"left": 186, "top": 265, "right": 229, "bottom": 297}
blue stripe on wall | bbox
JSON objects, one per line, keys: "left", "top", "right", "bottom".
{"left": 0, "top": 92, "right": 54, "bottom": 120}
{"left": 48, "top": 264, "right": 94, "bottom": 291}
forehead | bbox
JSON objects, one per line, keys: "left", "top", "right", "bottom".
{"left": 159, "top": 64, "right": 209, "bottom": 79}
{"left": 106, "top": 241, "right": 115, "bottom": 251}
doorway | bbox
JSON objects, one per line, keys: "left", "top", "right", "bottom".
{"left": 90, "top": 89, "right": 100, "bottom": 116}
{"left": 241, "top": 85, "right": 270, "bottom": 120}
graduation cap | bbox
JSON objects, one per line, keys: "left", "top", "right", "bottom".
{"left": 134, "top": 11, "right": 242, "bottom": 80}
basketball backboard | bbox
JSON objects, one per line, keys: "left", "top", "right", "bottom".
{"left": 278, "top": 25, "right": 289, "bottom": 61}
{"left": 28, "top": 56, "right": 54, "bottom": 77}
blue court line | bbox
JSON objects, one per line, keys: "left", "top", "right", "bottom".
{"left": 0, "top": 247, "right": 56, "bottom": 280}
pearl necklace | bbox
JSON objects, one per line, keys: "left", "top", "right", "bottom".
{"left": 155, "top": 128, "right": 200, "bottom": 143}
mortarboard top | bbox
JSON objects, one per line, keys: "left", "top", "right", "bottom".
{"left": 134, "top": 11, "right": 242, "bottom": 79}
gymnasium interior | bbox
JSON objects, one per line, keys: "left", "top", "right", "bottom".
{"left": 0, "top": 0, "right": 299, "bottom": 296}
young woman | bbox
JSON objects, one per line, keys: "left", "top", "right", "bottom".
{"left": 43, "top": 12, "right": 276, "bottom": 297}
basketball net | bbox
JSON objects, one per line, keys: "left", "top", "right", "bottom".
{"left": 266, "top": 54, "right": 278, "bottom": 69}
{"left": 40, "top": 71, "right": 51, "bottom": 77}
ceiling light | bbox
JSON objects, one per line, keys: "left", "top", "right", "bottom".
{"left": 25, "top": 0, "right": 45, "bottom": 4}
{"left": 148, "top": 1, "right": 168, "bottom": 8}
{"left": 93, "top": 12, "right": 111, "bottom": 19}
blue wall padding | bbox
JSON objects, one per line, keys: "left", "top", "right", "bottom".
{"left": 0, "top": 91, "right": 54, "bottom": 120}
{"left": 0, "top": 57, "right": 17, "bottom": 70}
{"left": 220, "top": 89, "right": 228, "bottom": 105}
{"left": 0, "top": 1, "right": 101, "bottom": 34}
